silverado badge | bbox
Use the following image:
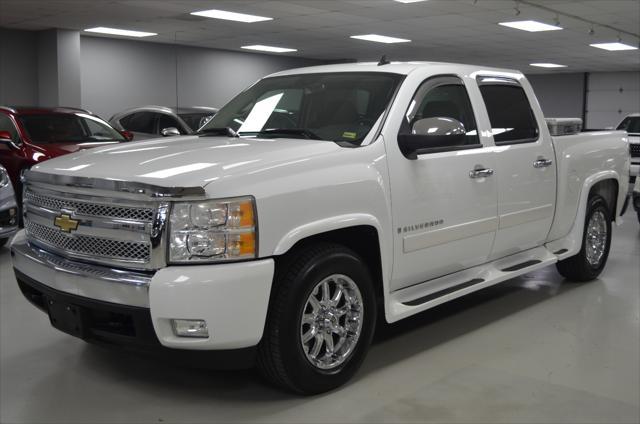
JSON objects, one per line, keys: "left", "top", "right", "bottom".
{"left": 54, "top": 214, "right": 79, "bottom": 233}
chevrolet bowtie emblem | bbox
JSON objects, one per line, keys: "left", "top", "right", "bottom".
{"left": 54, "top": 214, "right": 79, "bottom": 233}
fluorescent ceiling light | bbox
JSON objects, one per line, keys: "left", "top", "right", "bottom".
{"left": 350, "top": 34, "right": 411, "bottom": 44}
{"left": 84, "top": 27, "right": 157, "bottom": 37}
{"left": 498, "top": 20, "right": 562, "bottom": 32}
{"left": 530, "top": 63, "right": 567, "bottom": 68}
{"left": 242, "top": 45, "right": 297, "bottom": 53}
{"left": 590, "top": 42, "right": 638, "bottom": 51}
{"left": 394, "top": 0, "right": 429, "bottom": 3}
{"left": 190, "top": 9, "right": 272, "bottom": 23}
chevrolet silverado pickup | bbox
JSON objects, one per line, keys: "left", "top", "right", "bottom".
{"left": 11, "top": 62, "right": 630, "bottom": 394}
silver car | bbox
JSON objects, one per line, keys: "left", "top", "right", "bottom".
{"left": 109, "top": 106, "right": 218, "bottom": 140}
{"left": 0, "top": 165, "right": 18, "bottom": 247}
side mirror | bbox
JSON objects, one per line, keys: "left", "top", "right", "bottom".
{"left": 120, "top": 130, "right": 134, "bottom": 141}
{"left": 0, "top": 130, "right": 19, "bottom": 149}
{"left": 398, "top": 117, "right": 466, "bottom": 159}
{"left": 161, "top": 127, "right": 181, "bottom": 137}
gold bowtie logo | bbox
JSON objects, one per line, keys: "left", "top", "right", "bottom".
{"left": 54, "top": 214, "right": 79, "bottom": 233}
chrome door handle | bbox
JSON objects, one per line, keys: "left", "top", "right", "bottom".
{"left": 469, "top": 168, "right": 494, "bottom": 178}
{"left": 533, "top": 158, "right": 553, "bottom": 168}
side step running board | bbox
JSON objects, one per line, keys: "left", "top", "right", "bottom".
{"left": 500, "top": 259, "right": 541, "bottom": 272}
{"left": 402, "top": 278, "right": 485, "bottom": 306}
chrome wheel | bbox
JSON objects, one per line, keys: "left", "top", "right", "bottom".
{"left": 585, "top": 210, "right": 607, "bottom": 267}
{"left": 300, "top": 274, "right": 364, "bottom": 370}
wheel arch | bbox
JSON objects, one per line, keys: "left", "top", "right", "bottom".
{"left": 272, "top": 216, "right": 388, "bottom": 310}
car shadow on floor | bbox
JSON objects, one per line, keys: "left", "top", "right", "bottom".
{"left": 62, "top": 267, "right": 587, "bottom": 400}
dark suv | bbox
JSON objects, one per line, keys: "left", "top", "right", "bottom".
{"left": 0, "top": 106, "right": 132, "bottom": 205}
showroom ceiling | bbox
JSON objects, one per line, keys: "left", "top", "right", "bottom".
{"left": 1, "top": 0, "right": 639, "bottom": 73}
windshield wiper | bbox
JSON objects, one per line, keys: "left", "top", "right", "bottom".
{"left": 197, "top": 127, "right": 238, "bottom": 137}
{"left": 248, "top": 128, "right": 324, "bottom": 140}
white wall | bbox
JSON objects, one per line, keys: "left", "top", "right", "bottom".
{"left": 586, "top": 71, "right": 640, "bottom": 129}
{"left": 80, "top": 36, "right": 322, "bottom": 119}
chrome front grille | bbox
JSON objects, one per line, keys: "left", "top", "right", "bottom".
{"left": 23, "top": 184, "right": 165, "bottom": 271}
{"left": 24, "top": 190, "right": 155, "bottom": 221}
{"left": 26, "top": 220, "right": 151, "bottom": 262}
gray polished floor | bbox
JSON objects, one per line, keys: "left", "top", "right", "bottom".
{"left": 1, "top": 212, "right": 639, "bottom": 423}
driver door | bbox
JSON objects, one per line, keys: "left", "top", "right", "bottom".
{"left": 387, "top": 75, "right": 499, "bottom": 291}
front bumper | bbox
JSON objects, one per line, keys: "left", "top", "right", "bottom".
{"left": 631, "top": 162, "right": 639, "bottom": 178}
{"left": 11, "top": 231, "right": 275, "bottom": 355}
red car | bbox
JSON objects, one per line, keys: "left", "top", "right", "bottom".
{"left": 0, "top": 106, "right": 133, "bottom": 204}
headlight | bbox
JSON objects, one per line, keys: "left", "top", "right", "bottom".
{"left": 168, "top": 196, "right": 257, "bottom": 263}
{"left": 0, "top": 168, "right": 9, "bottom": 188}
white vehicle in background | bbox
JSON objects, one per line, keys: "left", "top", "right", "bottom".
{"left": 0, "top": 165, "right": 18, "bottom": 247}
{"left": 616, "top": 113, "right": 640, "bottom": 182}
{"left": 11, "top": 62, "right": 630, "bottom": 394}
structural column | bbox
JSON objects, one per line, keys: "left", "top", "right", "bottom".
{"left": 37, "top": 29, "right": 81, "bottom": 107}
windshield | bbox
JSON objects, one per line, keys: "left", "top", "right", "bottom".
{"left": 617, "top": 116, "right": 640, "bottom": 134}
{"left": 201, "top": 72, "right": 403, "bottom": 144}
{"left": 18, "top": 113, "right": 126, "bottom": 144}
{"left": 179, "top": 112, "right": 215, "bottom": 131}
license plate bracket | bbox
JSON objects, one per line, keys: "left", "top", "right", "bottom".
{"left": 46, "top": 298, "right": 85, "bottom": 338}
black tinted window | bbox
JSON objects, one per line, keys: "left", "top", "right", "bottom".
{"left": 179, "top": 113, "right": 215, "bottom": 131}
{"left": 0, "top": 114, "right": 19, "bottom": 142}
{"left": 479, "top": 84, "right": 539, "bottom": 143}
{"left": 617, "top": 116, "right": 640, "bottom": 133}
{"left": 157, "top": 114, "right": 186, "bottom": 134}
{"left": 17, "top": 113, "right": 125, "bottom": 144}
{"left": 121, "top": 112, "right": 156, "bottom": 133}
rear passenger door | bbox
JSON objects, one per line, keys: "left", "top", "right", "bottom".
{"left": 476, "top": 76, "right": 556, "bottom": 260}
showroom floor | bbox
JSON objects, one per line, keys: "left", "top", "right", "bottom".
{"left": 1, "top": 212, "right": 638, "bottom": 423}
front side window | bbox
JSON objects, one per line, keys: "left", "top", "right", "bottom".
{"left": 478, "top": 81, "right": 539, "bottom": 144}
{"left": 18, "top": 113, "right": 125, "bottom": 144}
{"left": 201, "top": 72, "right": 403, "bottom": 145}
{"left": 617, "top": 116, "right": 640, "bottom": 134}
{"left": 120, "top": 112, "right": 156, "bottom": 134}
{"left": 157, "top": 114, "right": 186, "bottom": 134}
{"left": 397, "top": 76, "right": 480, "bottom": 156}
{"left": 0, "top": 113, "right": 20, "bottom": 142}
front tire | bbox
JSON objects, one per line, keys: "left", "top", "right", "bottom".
{"left": 257, "top": 243, "right": 376, "bottom": 395}
{"left": 0, "top": 238, "right": 7, "bottom": 248}
{"left": 556, "top": 195, "right": 612, "bottom": 281}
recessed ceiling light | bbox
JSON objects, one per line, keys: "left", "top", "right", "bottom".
{"left": 84, "top": 27, "right": 157, "bottom": 37}
{"left": 498, "top": 20, "right": 563, "bottom": 32}
{"left": 190, "top": 9, "right": 272, "bottom": 23}
{"left": 350, "top": 34, "right": 411, "bottom": 44}
{"left": 394, "top": 0, "right": 429, "bottom": 3}
{"left": 590, "top": 42, "right": 638, "bottom": 51}
{"left": 530, "top": 63, "right": 567, "bottom": 68}
{"left": 241, "top": 45, "right": 297, "bottom": 53}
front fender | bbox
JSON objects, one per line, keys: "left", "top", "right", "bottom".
{"left": 273, "top": 213, "right": 384, "bottom": 255}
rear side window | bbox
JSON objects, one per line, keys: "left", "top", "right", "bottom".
{"left": 120, "top": 112, "right": 156, "bottom": 133}
{"left": 479, "top": 83, "right": 539, "bottom": 144}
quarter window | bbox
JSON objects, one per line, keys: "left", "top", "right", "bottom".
{"left": 478, "top": 83, "right": 539, "bottom": 144}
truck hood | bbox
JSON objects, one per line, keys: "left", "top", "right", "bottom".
{"left": 31, "top": 135, "right": 341, "bottom": 188}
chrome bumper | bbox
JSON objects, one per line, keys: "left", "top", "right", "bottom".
{"left": 11, "top": 231, "right": 151, "bottom": 307}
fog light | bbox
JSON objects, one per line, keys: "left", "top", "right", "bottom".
{"left": 171, "top": 319, "right": 209, "bottom": 338}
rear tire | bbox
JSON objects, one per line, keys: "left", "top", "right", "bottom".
{"left": 257, "top": 243, "right": 376, "bottom": 395}
{"left": 556, "top": 195, "right": 612, "bottom": 282}
{"left": 0, "top": 238, "right": 7, "bottom": 248}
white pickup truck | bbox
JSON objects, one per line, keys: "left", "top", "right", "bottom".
{"left": 11, "top": 62, "right": 630, "bottom": 394}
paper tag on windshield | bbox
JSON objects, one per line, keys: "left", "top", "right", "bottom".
{"left": 342, "top": 132, "right": 357, "bottom": 139}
